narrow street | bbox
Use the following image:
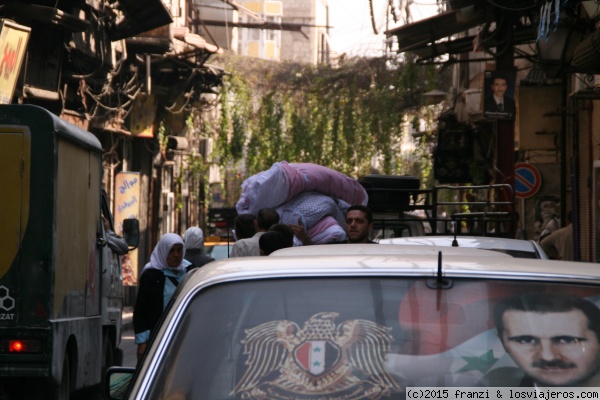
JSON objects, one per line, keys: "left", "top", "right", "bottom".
{"left": 120, "top": 308, "right": 136, "bottom": 368}
{"left": 71, "top": 308, "right": 135, "bottom": 400}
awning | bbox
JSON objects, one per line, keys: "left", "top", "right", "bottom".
{"left": 2, "top": 2, "right": 89, "bottom": 32}
{"left": 385, "top": 7, "right": 486, "bottom": 54}
{"left": 108, "top": 0, "right": 173, "bottom": 41}
{"left": 411, "top": 25, "right": 537, "bottom": 61}
{"left": 385, "top": 3, "right": 542, "bottom": 62}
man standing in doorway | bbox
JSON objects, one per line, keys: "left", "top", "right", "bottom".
{"left": 541, "top": 211, "right": 573, "bottom": 261}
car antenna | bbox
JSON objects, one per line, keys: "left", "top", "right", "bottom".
{"left": 452, "top": 220, "right": 459, "bottom": 247}
{"left": 427, "top": 251, "right": 453, "bottom": 289}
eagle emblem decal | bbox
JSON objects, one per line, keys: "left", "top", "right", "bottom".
{"left": 231, "top": 312, "right": 401, "bottom": 399}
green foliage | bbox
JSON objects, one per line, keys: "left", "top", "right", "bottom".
{"left": 157, "top": 121, "right": 168, "bottom": 152}
{"left": 210, "top": 54, "right": 450, "bottom": 183}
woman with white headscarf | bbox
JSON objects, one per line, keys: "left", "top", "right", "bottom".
{"left": 133, "top": 233, "right": 187, "bottom": 361}
{"left": 183, "top": 227, "right": 214, "bottom": 270}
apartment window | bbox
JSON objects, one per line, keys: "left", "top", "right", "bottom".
{"left": 266, "top": 16, "right": 280, "bottom": 41}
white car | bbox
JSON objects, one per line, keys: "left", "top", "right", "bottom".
{"left": 106, "top": 251, "right": 597, "bottom": 399}
{"left": 270, "top": 243, "right": 513, "bottom": 258}
{"left": 378, "top": 236, "right": 548, "bottom": 259}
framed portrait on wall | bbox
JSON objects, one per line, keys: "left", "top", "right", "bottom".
{"left": 483, "top": 70, "right": 516, "bottom": 120}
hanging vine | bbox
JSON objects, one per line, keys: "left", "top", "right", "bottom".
{"left": 209, "top": 53, "right": 450, "bottom": 183}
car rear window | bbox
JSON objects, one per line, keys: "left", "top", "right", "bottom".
{"left": 146, "top": 278, "right": 600, "bottom": 398}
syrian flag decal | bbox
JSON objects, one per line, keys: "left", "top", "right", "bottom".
{"left": 294, "top": 340, "right": 340, "bottom": 376}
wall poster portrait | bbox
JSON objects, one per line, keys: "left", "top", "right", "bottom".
{"left": 483, "top": 69, "right": 516, "bottom": 120}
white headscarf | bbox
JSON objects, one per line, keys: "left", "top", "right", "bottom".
{"left": 144, "top": 233, "right": 186, "bottom": 272}
{"left": 183, "top": 227, "right": 204, "bottom": 252}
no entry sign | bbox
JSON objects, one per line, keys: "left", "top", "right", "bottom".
{"left": 514, "top": 163, "right": 541, "bottom": 198}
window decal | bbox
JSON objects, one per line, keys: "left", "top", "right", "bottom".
{"left": 232, "top": 312, "right": 401, "bottom": 399}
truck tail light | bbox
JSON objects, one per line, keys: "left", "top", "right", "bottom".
{"left": 10, "top": 340, "right": 23, "bottom": 352}
{"left": 0, "top": 339, "right": 42, "bottom": 353}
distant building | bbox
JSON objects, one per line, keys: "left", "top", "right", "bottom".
{"left": 192, "top": 1, "right": 239, "bottom": 52}
{"left": 238, "top": 0, "right": 283, "bottom": 60}
{"left": 279, "top": 0, "right": 331, "bottom": 65}
{"left": 194, "top": 0, "right": 331, "bottom": 65}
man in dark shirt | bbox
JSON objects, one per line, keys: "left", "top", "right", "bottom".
{"left": 102, "top": 215, "right": 129, "bottom": 255}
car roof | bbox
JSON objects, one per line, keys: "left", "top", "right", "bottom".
{"left": 182, "top": 252, "right": 600, "bottom": 288}
{"left": 378, "top": 236, "right": 541, "bottom": 253}
{"left": 270, "top": 243, "right": 512, "bottom": 258}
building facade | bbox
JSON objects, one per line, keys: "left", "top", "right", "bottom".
{"left": 1, "top": 0, "right": 225, "bottom": 300}
{"left": 194, "top": 0, "right": 331, "bottom": 64}
{"left": 387, "top": 0, "right": 600, "bottom": 262}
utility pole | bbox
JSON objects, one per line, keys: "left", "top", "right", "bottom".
{"left": 494, "top": 7, "right": 515, "bottom": 236}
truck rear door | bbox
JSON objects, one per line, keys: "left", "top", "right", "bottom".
{"left": 0, "top": 129, "right": 30, "bottom": 322}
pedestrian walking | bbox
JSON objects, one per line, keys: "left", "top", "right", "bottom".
{"left": 133, "top": 233, "right": 187, "bottom": 362}
{"left": 230, "top": 208, "right": 279, "bottom": 257}
{"left": 183, "top": 227, "right": 214, "bottom": 269}
{"left": 541, "top": 211, "right": 573, "bottom": 261}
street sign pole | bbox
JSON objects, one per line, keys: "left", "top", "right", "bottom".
{"left": 495, "top": 8, "right": 515, "bottom": 237}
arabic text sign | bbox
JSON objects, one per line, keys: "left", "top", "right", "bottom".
{"left": 115, "top": 172, "right": 141, "bottom": 286}
{"left": 0, "top": 20, "right": 30, "bottom": 104}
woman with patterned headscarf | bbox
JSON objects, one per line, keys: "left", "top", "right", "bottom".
{"left": 133, "top": 233, "right": 187, "bottom": 361}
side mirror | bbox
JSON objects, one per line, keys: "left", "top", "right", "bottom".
{"left": 105, "top": 367, "right": 135, "bottom": 400}
{"left": 122, "top": 218, "right": 140, "bottom": 249}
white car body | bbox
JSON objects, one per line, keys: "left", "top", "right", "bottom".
{"left": 107, "top": 252, "right": 598, "bottom": 400}
{"left": 271, "top": 243, "right": 512, "bottom": 258}
{"left": 378, "top": 236, "right": 548, "bottom": 259}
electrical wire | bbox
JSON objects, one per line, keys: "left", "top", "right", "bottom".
{"left": 485, "top": 0, "right": 538, "bottom": 12}
{"left": 369, "top": 0, "right": 380, "bottom": 35}
{"left": 165, "top": 89, "right": 195, "bottom": 114}
{"left": 64, "top": 7, "right": 107, "bottom": 79}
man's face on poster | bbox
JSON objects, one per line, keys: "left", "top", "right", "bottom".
{"left": 501, "top": 309, "right": 600, "bottom": 386}
{"left": 492, "top": 78, "right": 508, "bottom": 98}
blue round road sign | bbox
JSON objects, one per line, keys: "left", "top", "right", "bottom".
{"left": 515, "top": 163, "right": 541, "bottom": 198}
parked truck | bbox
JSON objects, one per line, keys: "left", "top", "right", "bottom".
{"left": 0, "top": 105, "right": 137, "bottom": 399}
